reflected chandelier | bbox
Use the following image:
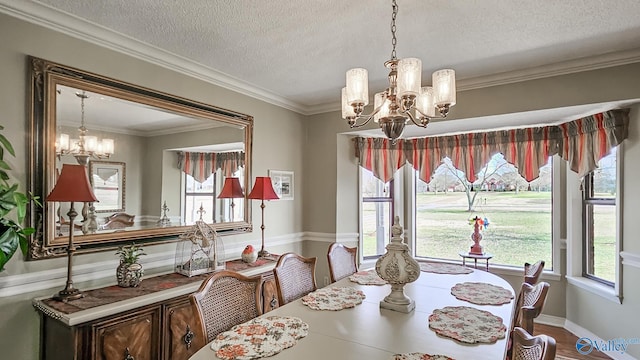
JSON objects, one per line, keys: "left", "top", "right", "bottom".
{"left": 56, "top": 91, "right": 114, "bottom": 166}
{"left": 342, "top": 0, "right": 456, "bottom": 141}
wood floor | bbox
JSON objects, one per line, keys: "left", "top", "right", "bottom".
{"left": 534, "top": 324, "right": 612, "bottom": 359}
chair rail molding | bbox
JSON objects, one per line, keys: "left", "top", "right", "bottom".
{"left": 620, "top": 251, "right": 640, "bottom": 269}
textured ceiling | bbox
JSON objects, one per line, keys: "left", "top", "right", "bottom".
{"left": 2, "top": 0, "right": 640, "bottom": 136}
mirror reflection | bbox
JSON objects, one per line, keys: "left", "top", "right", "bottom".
{"left": 54, "top": 84, "right": 246, "bottom": 236}
{"left": 28, "top": 57, "right": 253, "bottom": 259}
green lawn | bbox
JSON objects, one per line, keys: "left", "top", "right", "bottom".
{"left": 362, "top": 191, "right": 615, "bottom": 281}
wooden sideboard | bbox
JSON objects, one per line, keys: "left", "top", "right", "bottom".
{"left": 33, "top": 258, "right": 279, "bottom": 360}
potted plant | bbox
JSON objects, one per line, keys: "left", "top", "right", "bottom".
{"left": 115, "top": 243, "right": 146, "bottom": 287}
{"left": 0, "top": 125, "right": 38, "bottom": 271}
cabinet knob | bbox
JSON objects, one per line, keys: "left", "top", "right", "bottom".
{"left": 183, "top": 325, "right": 195, "bottom": 349}
{"left": 124, "top": 347, "right": 135, "bottom": 360}
{"left": 270, "top": 295, "right": 277, "bottom": 309}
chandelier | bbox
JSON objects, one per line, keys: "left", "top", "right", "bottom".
{"left": 56, "top": 91, "right": 114, "bottom": 166}
{"left": 342, "top": 0, "right": 456, "bottom": 141}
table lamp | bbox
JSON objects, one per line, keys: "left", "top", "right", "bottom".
{"left": 217, "top": 177, "right": 244, "bottom": 222}
{"left": 46, "top": 164, "right": 98, "bottom": 301}
{"left": 247, "top": 177, "right": 279, "bottom": 257}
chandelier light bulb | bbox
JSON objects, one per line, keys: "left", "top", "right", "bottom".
{"left": 416, "top": 87, "right": 436, "bottom": 118}
{"left": 432, "top": 69, "right": 456, "bottom": 106}
{"left": 345, "top": 68, "right": 369, "bottom": 106}
{"left": 396, "top": 57, "right": 422, "bottom": 98}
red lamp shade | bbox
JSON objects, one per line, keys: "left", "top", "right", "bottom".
{"left": 247, "top": 177, "right": 279, "bottom": 200}
{"left": 46, "top": 164, "right": 98, "bottom": 203}
{"left": 217, "top": 177, "right": 245, "bottom": 199}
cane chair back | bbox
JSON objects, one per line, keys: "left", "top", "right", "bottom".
{"left": 513, "top": 281, "right": 550, "bottom": 334}
{"left": 190, "top": 270, "right": 263, "bottom": 343}
{"left": 524, "top": 260, "right": 545, "bottom": 285}
{"left": 511, "top": 327, "right": 556, "bottom": 360}
{"left": 273, "top": 252, "right": 317, "bottom": 305}
{"left": 327, "top": 243, "right": 358, "bottom": 283}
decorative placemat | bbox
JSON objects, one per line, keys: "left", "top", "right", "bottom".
{"left": 349, "top": 270, "right": 387, "bottom": 285}
{"left": 301, "top": 287, "right": 366, "bottom": 310}
{"left": 420, "top": 262, "right": 474, "bottom": 275}
{"left": 211, "top": 316, "right": 309, "bottom": 360}
{"left": 393, "top": 353, "right": 454, "bottom": 360}
{"left": 450, "top": 282, "right": 514, "bottom": 305}
{"left": 428, "top": 306, "right": 506, "bottom": 344}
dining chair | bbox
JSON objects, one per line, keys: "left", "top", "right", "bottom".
{"left": 327, "top": 243, "right": 358, "bottom": 283}
{"left": 524, "top": 260, "right": 545, "bottom": 285}
{"left": 273, "top": 252, "right": 317, "bottom": 305}
{"left": 511, "top": 327, "right": 556, "bottom": 360}
{"left": 190, "top": 270, "right": 263, "bottom": 343}
{"left": 513, "top": 281, "right": 550, "bottom": 334}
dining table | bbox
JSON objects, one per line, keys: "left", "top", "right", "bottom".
{"left": 189, "top": 264, "right": 515, "bottom": 360}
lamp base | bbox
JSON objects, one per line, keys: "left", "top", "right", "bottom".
{"left": 53, "top": 288, "right": 84, "bottom": 302}
{"left": 258, "top": 249, "right": 270, "bottom": 258}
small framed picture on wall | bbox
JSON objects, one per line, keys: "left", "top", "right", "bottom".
{"left": 268, "top": 170, "right": 294, "bottom": 200}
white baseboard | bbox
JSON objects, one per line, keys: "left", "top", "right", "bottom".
{"left": 535, "top": 314, "right": 566, "bottom": 328}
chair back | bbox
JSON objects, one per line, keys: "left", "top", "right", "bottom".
{"left": 273, "top": 252, "right": 317, "bottom": 305}
{"left": 513, "top": 281, "right": 550, "bottom": 334}
{"left": 524, "top": 260, "right": 545, "bottom": 285}
{"left": 327, "top": 243, "right": 358, "bottom": 283}
{"left": 190, "top": 270, "right": 263, "bottom": 343}
{"left": 511, "top": 327, "right": 556, "bottom": 360}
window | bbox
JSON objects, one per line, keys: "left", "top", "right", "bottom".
{"left": 414, "top": 154, "right": 553, "bottom": 268}
{"left": 360, "top": 168, "right": 394, "bottom": 259}
{"left": 582, "top": 147, "right": 618, "bottom": 286}
{"left": 184, "top": 173, "right": 217, "bottom": 224}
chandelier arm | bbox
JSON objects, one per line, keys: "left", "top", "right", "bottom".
{"left": 404, "top": 110, "right": 429, "bottom": 128}
{"left": 348, "top": 100, "right": 388, "bottom": 128}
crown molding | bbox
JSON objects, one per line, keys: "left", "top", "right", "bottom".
{"left": 0, "top": 0, "right": 306, "bottom": 115}
{"left": 3, "top": 1, "right": 640, "bottom": 117}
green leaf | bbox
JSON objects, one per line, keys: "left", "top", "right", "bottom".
{"left": 0, "top": 134, "right": 15, "bottom": 157}
{"left": 0, "top": 227, "right": 19, "bottom": 271}
{"left": 0, "top": 160, "right": 11, "bottom": 170}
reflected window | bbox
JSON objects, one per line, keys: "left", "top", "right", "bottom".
{"left": 184, "top": 174, "right": 216, "bottom": 224}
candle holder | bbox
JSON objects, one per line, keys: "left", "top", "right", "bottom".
{"left": 375, "top": 216, "right": 420, "bottom": 313}
{"left": 469, "top": 216, "right": 489, "bottom": 255}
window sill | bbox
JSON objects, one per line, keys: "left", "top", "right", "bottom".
{"left": 566, "top": 276, "right": 621, "bottom": 304}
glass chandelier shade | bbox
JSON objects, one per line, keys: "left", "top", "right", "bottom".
{"left": 56, "top": 91, "right": 115, "bottom": 166}
{"left": 341, "top": 0, "right": 456, "bottom": 141}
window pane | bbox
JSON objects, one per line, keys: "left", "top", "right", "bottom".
{"left": 362, "top": 170, "right": 391, "bottom": 198}
{"left": 415, "top": 154, "right": 552, "bottom": 268}
{"left": 585, "top": 204, "right": 616, "bottom": 283}
{"left": 591, "top": 147, "right": 617, "bottom": 199}
{"left": 362, "top": 202, "right": 390, "bottom": 258}
{"left": 185, "top": 195, "right": 214, "bottom": 224}
{"left": 186, "top": 174, "right": 215, "bottom": 193}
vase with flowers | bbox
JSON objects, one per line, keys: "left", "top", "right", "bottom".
{"left": 468, "top": 216, "right": 490, "bottom": 255}
{"left": 115, "top": 243, "right": 146, "bottom": 287}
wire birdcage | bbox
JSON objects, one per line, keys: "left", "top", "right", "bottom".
{"left": 175, "top": 206, "right": 225, "bottom": 276}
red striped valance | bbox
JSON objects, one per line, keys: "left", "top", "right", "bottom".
{"left": 354, "top": 109, "right": 629, "bottom": 183}
{"left": 177, "top": 151, "right": 245, "bottom": 182}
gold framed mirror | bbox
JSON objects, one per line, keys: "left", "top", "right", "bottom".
{"left": 27, "top": 56, "right": 253, "bottom": 260}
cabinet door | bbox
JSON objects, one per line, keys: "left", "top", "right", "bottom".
{"left": 94, "top": 307, "right": 160, "bottom": 360}
{"left": 163, "top": 298, "right": 205, "bottom": 360}
{"left": 262, "top": 276, "right": 279, "bottom": 313}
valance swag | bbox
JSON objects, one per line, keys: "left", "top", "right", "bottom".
{"left": 354, "top": 109, "right": 629, "bottom": 183}
{"left": 177, "top": 151, "right": 245, "bottom": 182}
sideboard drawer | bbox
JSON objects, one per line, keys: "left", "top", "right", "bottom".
{"left": 92, "top": 306, "right": 161, "bottom": 360}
